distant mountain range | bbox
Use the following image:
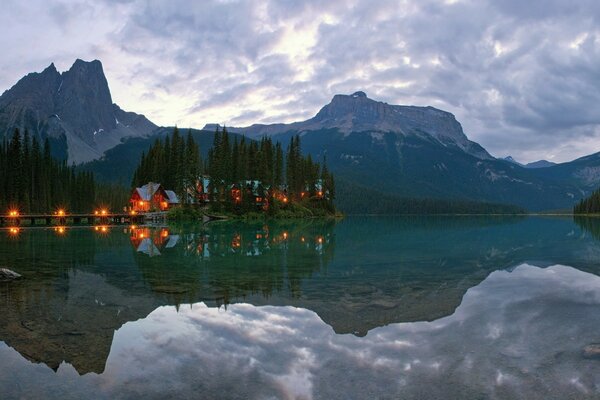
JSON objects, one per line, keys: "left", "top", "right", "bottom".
{"left": 203, "top": 91, "right": 600, "bottom": 211}
{"left": 4, "top": 61, "right": 600, "bottom": 211}
{"left": 206, "top": 91, "right": 492, "bottom": 160}
{"left": 0, "top": 59, "right": 157, "bottom": 163}
{"left": 502, "top": 156, "right": 557, "bottom": 169}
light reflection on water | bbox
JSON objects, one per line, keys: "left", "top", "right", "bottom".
{"left": 1, "top": 216, "right": 600, "bottom": 398}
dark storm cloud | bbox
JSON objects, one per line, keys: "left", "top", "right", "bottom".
{"left": 1, "top": 0, "right": 600, "bottom": 162}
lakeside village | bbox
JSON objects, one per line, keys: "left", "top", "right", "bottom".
{"left": 0, "top": 126, "right": 336, "bottom": 227}
{"left": 129, "top": 126, "right": 336, "bottom": 220}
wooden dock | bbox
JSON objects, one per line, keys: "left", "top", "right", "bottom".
{"left": 0, "top": 212, "right": 166, "bottom": 226}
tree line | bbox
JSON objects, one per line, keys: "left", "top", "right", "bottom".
{"left": 573, "top": 189, "right": 600, "bottom": 214}
{"left": 131, "top": 126, "right": 336, "bottom": 212}
{"left": 131, "top": 127, "right": 202, "bottom": 202}
{"left": 335, "top": 179, "right": 525, "bottom": 215}
{"left": 0, "top": 129, "right": 96, "bottom": 213}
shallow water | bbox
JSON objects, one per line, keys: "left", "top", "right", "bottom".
{"left": 1, "top": 216, "right": 599, "bottom": 399}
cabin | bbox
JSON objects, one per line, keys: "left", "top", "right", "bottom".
{"left": 189, "top": 175, "right": 212, "bottom": 203}
{"left": 165, "top": 190, "right": 180, "bottom": 207}
{"left": 299, "top": 179, "right": 328, "bottom": 200}
{"left": 130, "top": 182, "right": 179, "bottom": 212}
{"left": 183, "top": 175, "right": 327, "bottom": 208}
{"left": 230, "top": 180, "right": 269, "bottom": 208}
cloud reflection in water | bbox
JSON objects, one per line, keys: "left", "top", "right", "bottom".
{"left": 1, "top": 264, "right": 600, "bottom": 399}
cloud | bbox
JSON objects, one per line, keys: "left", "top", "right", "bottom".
{"left": 2, "top": 0, "right": 600, "bottom": 162}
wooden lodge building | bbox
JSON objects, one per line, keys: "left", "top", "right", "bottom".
{"left": 130, "top": 182, "right": 180, "bottom": 212}
{"left": 131, "top": 177, "right": 328, "bottom": 212}
{"left": 196, "top": 177, "right": 328, "bottom": 208}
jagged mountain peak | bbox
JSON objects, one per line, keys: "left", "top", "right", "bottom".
{"left": 503, "top": 156, "right": 523, "bottom": 165}
{"left": 42, "top": 62, "right": 58, "bottom": 74}
{"left": 68, "top": 58, "right": 104, "bottom": 73}
{"left": 0, "top": 59, "right": 157, "bottom": 163}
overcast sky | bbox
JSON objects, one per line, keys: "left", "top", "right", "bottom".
{"left": 2, "top": 0, "right": 600, "bottom": 163}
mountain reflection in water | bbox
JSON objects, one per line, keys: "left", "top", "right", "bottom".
{"left": 1, "top": 264, "right": 599, "bottom": 399}
{"left": 1, "top": 216, "right": 600, "bottom": 394}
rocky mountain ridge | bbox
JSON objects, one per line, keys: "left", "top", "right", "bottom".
{"left": 205, "top": 91, "right": 492, "bottom": 160}
{"left": 503, "top": 156, "right": 556, "bottom": 169}
{"left": 0, "top": 59, "right": 157, "bottom": 163}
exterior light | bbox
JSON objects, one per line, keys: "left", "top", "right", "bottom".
{"left": 9, "top": 227, "right": 19, "bottom": 235}
{"left": 57, "top": 209, "right": 65, "bottom": 217}
{"left": 101, "top": 209, "right": 107, "bottom": 215}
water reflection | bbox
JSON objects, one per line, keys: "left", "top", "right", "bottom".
{"left": 1, "top": 264, "right": 599, "bottom": 399}
{"left": 128, "top": 221, "right": 336, "bottom": 305}
{"left": 574, "top": 215, "right": 600, "bottom": 241}
{"left": 2, "top": 216, "right": 600, "bottom": 378}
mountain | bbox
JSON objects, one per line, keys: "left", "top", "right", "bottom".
{"left": 206, "top": 91, "right": 492, "bottom": 160}
{"left": 526, "top": 160, "right": 556, "bottom": 169}
{"left": 202, "top": 92, "right": 592, "bottom": 211}
{"left": 502, "top": 156, "right": 523, "bottom": 166}
{"left": 0, "top": 59, "right": 157, "bottom": 163}
{"left": 503, "top": 156, "right": 557, "bottom": 169}
{"left": 85, "top": 90, "right": 600, "bottom": 212}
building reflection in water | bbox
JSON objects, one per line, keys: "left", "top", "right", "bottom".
{"left": 127, "top": 223, "right": 333, "bottom": 261}
{"left": 130, "top": 227, "right": 179, "bottom": 257}
{"left": 127, "top": 221, "right": 336, "bottom": 306}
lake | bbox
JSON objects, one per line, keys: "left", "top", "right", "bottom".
{"left": 1, "top": 216, "right": 599, "bottom": 399}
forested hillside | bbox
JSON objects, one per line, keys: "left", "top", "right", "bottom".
{"left": 131, "top": 127, "right": 336, "bottom": 215}
{"left": 0, "top": 129, "right": 95, "bottom": 213}
{"left": 336, "top": 179, "right": 525, "bottom": 215}
{"left": 0, "top": 129, "right": 129, "bottom": 213}
{"left": 574, "top": 189, "right": 600, "bottom": 214}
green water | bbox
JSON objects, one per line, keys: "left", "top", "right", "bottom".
{"left": 1, "top": 216, "right": 599, "bottom": 399}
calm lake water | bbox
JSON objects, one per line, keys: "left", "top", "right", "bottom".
{"left": 1, "top": 216, "right": 600, "bottom": 399}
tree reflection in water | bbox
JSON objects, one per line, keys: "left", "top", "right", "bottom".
{"left": 129, "top": 220, "right": 337, "bottom": 306}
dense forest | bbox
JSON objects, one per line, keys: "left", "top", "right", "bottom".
{"left": 573, "top": 189, "right": 600, "bottom": 214}
{"left": 132, "top": 127, "right": 202, "bottom": 200}
{"left": 131, "top": 126, "right": 336, "bottom": 214}
{"left": 335, "top": 179, "right": 526, "bottom": 215}
{"left": 0, "top": 129, "right": 96, "bottom": 213}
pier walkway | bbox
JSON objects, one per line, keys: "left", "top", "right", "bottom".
{"left": 0, "top": 211, "right": 167, "bottom": 226}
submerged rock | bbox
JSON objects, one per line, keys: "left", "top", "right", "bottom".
{"left": 0, "top": 268, "right": 21, "bottom": 281}
{"left": 583, "top": 344, "right": 600, "bottom": 359}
